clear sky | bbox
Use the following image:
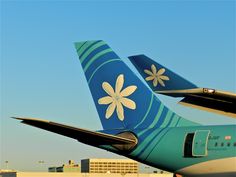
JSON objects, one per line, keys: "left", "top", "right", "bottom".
{"left": 1, "top": 0, "right": 236, "bottom": 172}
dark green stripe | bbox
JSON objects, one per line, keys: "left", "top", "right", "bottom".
{"left": 76, "top": 41, "right": 87, "bottom": 52}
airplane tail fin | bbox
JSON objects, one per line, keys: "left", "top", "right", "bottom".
{"left": 75, "top": 41, "right": 199, "bottom": 130}
{"left": 128, "top": 54, "right": 197, "bottom": 92}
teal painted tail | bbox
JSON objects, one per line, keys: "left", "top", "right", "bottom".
{"left": 75, "top": 40, "right": 199, "bottom": 130}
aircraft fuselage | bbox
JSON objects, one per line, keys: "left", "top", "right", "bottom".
{"left": 102, "top": 125, "right": 236, "bottom": 176}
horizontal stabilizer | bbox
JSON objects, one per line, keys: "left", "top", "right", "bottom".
{"left": 156, "top": 88, "right": 236, "bottom": 118}
{"left": 12, "top": 117, "right": 137, "bottom": 146}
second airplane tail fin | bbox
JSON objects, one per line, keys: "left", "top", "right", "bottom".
{"left": 128, "top": 55, "right": 197, "bottom": 92}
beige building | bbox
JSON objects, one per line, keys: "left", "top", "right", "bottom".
{"left": 81, "top": 159, "right": 138, "bottom": 174}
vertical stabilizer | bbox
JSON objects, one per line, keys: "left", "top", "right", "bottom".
{"left": 75, "top": 41, "right": 199, "bottom": 130}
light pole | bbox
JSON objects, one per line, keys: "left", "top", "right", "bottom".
{"left": 5, "top": 161, "right": 9, "bottom": 170}
{"left": 144, "top": 166, "right": 150, "bottom": 174}
{"left": 38, "top": 160, "right": 45, "bottom": 171}
{"left": 38, "top": 160, "right": 45, "bottom": 164}
{"left": 121, "top": 172, "right": 126, "bottom": 177}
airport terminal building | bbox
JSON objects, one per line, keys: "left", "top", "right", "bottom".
{"left": 81, "top": 159, "right": 138, "bottom": 174}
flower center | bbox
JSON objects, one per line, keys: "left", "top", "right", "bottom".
{"left": 113, "top": 94, "right": 121, "bottom": 102}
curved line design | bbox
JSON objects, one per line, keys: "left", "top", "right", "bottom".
{"left": 79, "top": 41, "right": 99, "bottom": 58}
{"left": 134, "top": 94, "right": 154, "bottom": 129}
{"left": 88, "top": 59, "right": 121, "bottom": 84}
{"left": 80, "top": 41, "right": 105, "bottom": 63}
{"left": 84, "top": 48, "right": 113, "bottom": 72}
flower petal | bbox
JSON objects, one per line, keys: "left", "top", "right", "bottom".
{"left": 153, "top": 77, "right": 158, "bottom": 87}
{"left": 144, "top": 69, "right": 153, "bottom": 76}
{"left": 158, "top": 78, "right": 165, "bottom": 87}
{"left": 98, "top": 96, "right": 113, "bottom": 105}
{"left": 151, "top": 64, "right": 157, "bottom": 74}
{"left": 159, "top": 75, "right": 169, "bottom": 80}
{"left": 105, "top": 101, "right": 116, "bottom": 119}
{"left": 116, "top": 102, "right": 124, "bottom": 121}
{"left": 102, "top": 82, "right": 115, "bottom": 96}
{"left": 120, "top": 98, "right": 136, "bottom": 110}
{"left": 115, "top": 74, "right": 124, "bottom": 93}
{"left": 145, "top": 76, "right": 155, "bottom": 81}
{"left": 157, "top": 68, "right": 165, "bottom": 75}
{"left": 120, "top": 86, "right": 137, "bottom": 97}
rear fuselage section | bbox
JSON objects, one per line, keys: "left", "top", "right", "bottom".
{"left": 132, "top": 125, "right": 236, "bottom": 175}
{"left": 102, "top": 125, "right": 236, "bottom": 176}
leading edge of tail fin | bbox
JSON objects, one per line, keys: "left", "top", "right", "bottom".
{"left": 128, "top": 55, "right": 197, "bottom": 92}
{"left": 75, "top": 41, "right": 199, "bottom": 130}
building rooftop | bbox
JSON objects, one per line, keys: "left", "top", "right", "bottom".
{"left": 84, "top": 159, "right": 138, "bottom": 163}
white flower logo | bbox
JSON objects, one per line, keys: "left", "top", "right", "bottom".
{"left": 144, "top": 64, "right": 170, "bottom": 87}
{"left": 98, "top": 74, "right": 137, "bottom": 121}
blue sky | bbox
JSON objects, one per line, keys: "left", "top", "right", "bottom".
{"left": 1, "top": 0, "right": 235, "bottom": 172}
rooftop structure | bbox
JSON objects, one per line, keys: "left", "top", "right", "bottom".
{"left": 48, "top": 160, "right": 80, "bottom": 173}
